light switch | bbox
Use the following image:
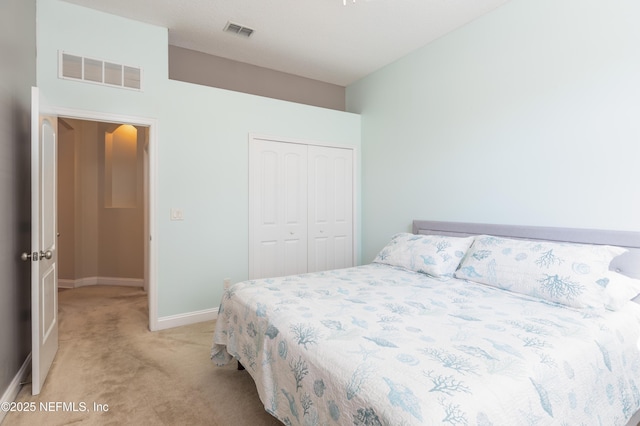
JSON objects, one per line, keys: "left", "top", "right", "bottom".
{"left": 170, "top": 208, "right": 184, "bottom": 221}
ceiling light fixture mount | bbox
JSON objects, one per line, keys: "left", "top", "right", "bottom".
{"left": 343, "top": 0, "right": 355, "bottom": 5}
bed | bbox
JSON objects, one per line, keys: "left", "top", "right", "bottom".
{"left": 212, "top": 220, "right": 640, "bottom": 425}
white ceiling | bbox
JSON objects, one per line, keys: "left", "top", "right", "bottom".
{"left": 61, "top": 0, "right": 510, "bottom": 87}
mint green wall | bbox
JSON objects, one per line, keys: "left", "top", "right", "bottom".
{"left": 347, "top": 0, "right": 640, "bottom": 262}
{"left": 158, "top": 81, "right": 361, "bottom": 316}
{"left": 37, "top": 0, "right": 361, "bottom": 317}
{"left": 36, "top": 0, "right": 167, "bottom": 116}
{"left": 1, "top": 0, "right": 36, "bottom": 406}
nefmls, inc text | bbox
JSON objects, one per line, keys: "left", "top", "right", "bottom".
{"left": 40, "top": 402, "right": 109, "bottom": 412}
{"left": 1, "top": 401, "right": 109, "bottom": 413}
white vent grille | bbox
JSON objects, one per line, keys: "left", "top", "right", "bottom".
{"left": 105, "top": 62, "right": 122, "bottom": 86}
{"left": 59, "top": 51, "right": 143, "bottom": 91}
{"left": 223, "top": 21, "right": 254, "bottom": 38}
{"left": 84, "top": 58, "right": 103, "bottom": 83}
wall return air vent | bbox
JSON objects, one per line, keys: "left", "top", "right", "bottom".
{"left": 59, "top": 51, "right": 143, "bottom": 91}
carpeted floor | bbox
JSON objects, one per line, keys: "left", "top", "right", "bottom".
{"left": 4, "top": 285, "right": 281, "bottom": 426}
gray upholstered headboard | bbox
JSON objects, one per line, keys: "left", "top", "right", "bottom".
{"left": 412, "top": 220, "right": 640, "bottom": 280}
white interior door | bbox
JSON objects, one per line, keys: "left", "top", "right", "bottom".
{"left": 249, "top": 139, "right": 308, "bottom": 279}
{"left": 30, "top": 87, "right": 59, "bottom": 395}
{"left": 308, "top": 145, "right": 354, "bottom": 272}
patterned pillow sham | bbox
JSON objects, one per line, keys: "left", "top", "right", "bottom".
{"left": 454, "top": 235, "right": 627, "bottom": 309}
{"left": 373, "top": 233, "right": 474, "bottom": 279}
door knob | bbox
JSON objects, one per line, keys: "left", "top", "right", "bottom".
{"left": 40, "top": 250, "right": 53, "bottom": 260}
{"left": 21, "top": 252, "right": 34, "bottom": 261}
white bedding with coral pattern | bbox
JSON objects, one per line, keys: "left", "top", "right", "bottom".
{"left": 212, "top": 264, "right": 640, "bottom": 425}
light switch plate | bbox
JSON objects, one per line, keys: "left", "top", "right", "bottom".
{"left": 170, "top": 208, "right": 184, "bottom": 221}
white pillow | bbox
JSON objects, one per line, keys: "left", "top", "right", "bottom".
{"left": 454, "top": 235, "right": 627, "bottom": 309}
{"left": 597, "top": 271, "right": 640, "bottom": 311}
{"left": 373, "top": 233, "right": 474, "bottom": 279}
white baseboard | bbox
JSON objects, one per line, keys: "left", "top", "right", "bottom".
{"left": 58, "top": 278, "right": 214, "bottom": 331}
{"left": 155, "top": 307, "right": 219, "bottom": 331}
{"left": 0, "top": 353, "right": 31, "bottom": 424}
{"left": 58, "top": 276, "right": 144, "bottom": 289}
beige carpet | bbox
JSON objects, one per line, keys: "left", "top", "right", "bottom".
{"left": 4, "top": 285, "right": 281, "bottom": 426}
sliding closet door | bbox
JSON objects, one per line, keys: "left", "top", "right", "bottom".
{"left": 308, "top": 146, "right": 353, "bottom": 272}
{"left": 249, "top": 140, "right": 308, "bottom": 279}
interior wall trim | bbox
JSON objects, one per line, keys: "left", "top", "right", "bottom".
{"left": 47, "top": 105, "right": 159, "bottom": 331}
{"left": 155, "top": 307, "right": 219, "bottom": 331}
{"left": 58, "top": 277, "right": 144, "bottom": 289}
{"left": 0, "top": 353, "right": 31, "bottom": 424}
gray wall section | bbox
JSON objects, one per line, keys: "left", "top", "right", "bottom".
{"left": 169, "top": 45, "right": 346, "bottom": 111}
{"left": 0, "top": 0, "right": 36, "bottom": 397}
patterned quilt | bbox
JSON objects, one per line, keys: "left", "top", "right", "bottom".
{"left": 211, "top": 264, "right": 640, "bottom": 425}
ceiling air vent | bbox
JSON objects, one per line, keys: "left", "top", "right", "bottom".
{"left": 223, "top": 21, "right": 254, "bottom": 38}
{"left": 59, "top": 51, "right": 143, "bottom": 91}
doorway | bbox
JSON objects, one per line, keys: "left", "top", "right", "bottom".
{"left": 58, "top": 118, "right": 148, "bottom": 292}
{"left": 51, "top": 108, "right": 157, "bottom": 330}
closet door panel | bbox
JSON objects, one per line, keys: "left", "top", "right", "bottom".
{"left": 256, "top": 240, "right": 278, "bottom": 280}
{"left": 310, "top": 237, "right": 328, "bottom": 272}
{"left": 249, "top": 140, "right": 307, "bottom": 279}
{"left": 308, "top": 145, "right": 353, "bottom": 272}
{"left": 281, "top": 147, "right": 307, "bottom": 276}
{"left": 333, "top": 235, "right": 349, "bottom": 270}
{"left": 260, "top": 151, "right": 278, "bottom": 226}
